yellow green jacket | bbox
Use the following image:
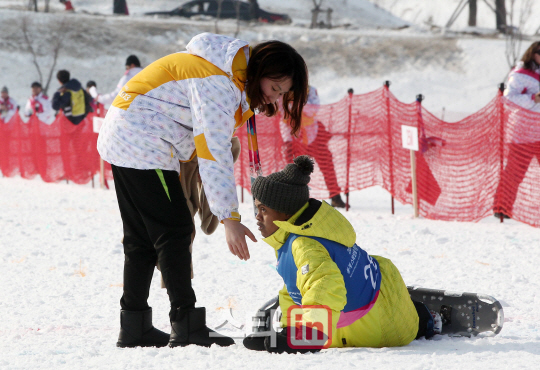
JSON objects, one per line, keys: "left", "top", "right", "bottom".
{"left": 264, "top": 199, "right": 418, "bottom": 348}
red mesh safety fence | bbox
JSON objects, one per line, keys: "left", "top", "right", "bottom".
{"left": 3, "top": 87, "right": 540, "bottom": 227}
{"left": 235, "top": 86, "right": 540, "bottom": 228}
{"left": 0, "top": 109, "right": 109, "bottom": 184}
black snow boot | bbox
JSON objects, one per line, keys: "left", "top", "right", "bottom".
{"left": 116, "top": 308, "right": 170, "bottom": 348}
{"left": 331, "top": 194, "right": 346, "bottom": 208}
{"left": 243, "top": 335, "right": 267, "bottom": 351}
{"left": 169, "top": 307, "right": 235, "bottom": 348}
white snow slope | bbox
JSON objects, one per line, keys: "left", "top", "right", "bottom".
{"left": 1, "top": 1, "right": 540, "bottom": 369}
{"left": 1, "top": 177, "right": 539, "bottom": 369}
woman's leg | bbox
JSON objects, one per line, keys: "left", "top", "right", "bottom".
{"left": 495, "top": 143, "right": 535, "bottom": 216}
{"left": 308, "top": 122, "right": 345, "bottom": 207}
{"left": 111, "top": 165, "right": 195, "bottom": 317}
{"left": 309, "top": 122, "right": 341, "bottom": 193}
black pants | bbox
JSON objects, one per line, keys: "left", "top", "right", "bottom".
{"left": 112, "top": 165, "right": 196, "bottom": 319}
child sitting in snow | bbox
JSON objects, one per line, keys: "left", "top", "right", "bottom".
{"left": 244, "top": 155, "right": 439, "bottom": 354}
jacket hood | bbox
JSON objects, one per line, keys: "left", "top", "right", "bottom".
{"left": 63, "top": 78, "right": 82, "bottom": 92}
{"left": 263, "top": 199, "right": 357, "bottom": 251}
{"left": 186, "top": 33, "right": 249, "bottom": 78}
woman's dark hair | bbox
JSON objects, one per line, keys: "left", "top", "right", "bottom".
{"left": 521, "top": 41, "right": 540, "bottom": 70}
{"left": 246, "top": 40, "right": 308, "bottom": 136}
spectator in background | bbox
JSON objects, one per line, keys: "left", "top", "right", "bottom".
{"left": 280, "top": 85, "right": 346, "bottom": 208}
{"left": 86, "top": 80, "right": 101, "bottom": 113}
{"left": 96, "top": 55, "right": 142, "bottom": 107}
{"left": 59, "top": 0, "right": 74, "bottom": 11}
{"left": 113, "top": 0, "right": 129, "bottom": 15}
{"left": 495, "top": 41, "right": 540, "bottom": 219}
{"left": 24, "top": 82, "right": 55, "bottom": 125}
{"left": 52, "top": 70, "right": 92, "bottom": 125}
{"left": 0, "top": 86, "right": 18, "bottom": 123}
{"left": 86, "top": 80, "right": 97, "bottom": 93}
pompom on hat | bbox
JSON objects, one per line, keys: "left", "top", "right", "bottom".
{"left": 251, "top": 155, "right": 314, "bottom": 215}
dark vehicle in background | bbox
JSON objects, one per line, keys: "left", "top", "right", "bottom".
{"left": 145, "top": 0, "right": 291, "bottom": 24}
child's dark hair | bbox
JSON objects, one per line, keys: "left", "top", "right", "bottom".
{"left": 246, "top": 40, "right": 308, "bottom": 136}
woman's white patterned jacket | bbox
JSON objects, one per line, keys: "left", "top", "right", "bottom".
{"left": 97, "top": 33, "right": 253, "bottom": 221}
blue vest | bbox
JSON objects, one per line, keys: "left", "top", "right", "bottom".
{"left": 276, "top": 234, "right": 381, "bottom": 313}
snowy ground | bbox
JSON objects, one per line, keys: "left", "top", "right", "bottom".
{"left": 2, "top": 1, "right": 540, "bottom": 368}
{"left": 1, "top": 175, "right": 539, "bottom": 369}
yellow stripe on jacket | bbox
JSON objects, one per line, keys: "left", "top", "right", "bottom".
{"left": 112, "top": 50, "right": 253, "bottom": 162}
{"left": 112, "top": 53, "right": 229, "bottom": 110}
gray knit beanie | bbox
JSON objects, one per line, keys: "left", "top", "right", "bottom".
{"left": 252, "top": 155, "right": 314, "bottom": 215}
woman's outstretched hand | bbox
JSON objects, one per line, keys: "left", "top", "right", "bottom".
{"left": 223, "top": 219, "right": 257, "bottom": 260}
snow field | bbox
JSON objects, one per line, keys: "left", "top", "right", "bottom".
{"left": 0, "top": 176, "right": 539, "bottom": 369}
{"left": 1, "top": 0, "right": 540, "bottom": 368}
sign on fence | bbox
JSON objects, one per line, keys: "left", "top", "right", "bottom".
{"left": 401, "top": 125, "right": 419, "bottom": 218}
{"left": 401, "top": 125, "right": 419, "bottom": 151}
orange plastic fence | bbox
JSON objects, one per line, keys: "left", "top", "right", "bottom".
{"left": 2, "top": 87, "right": 540, "bottom": 227}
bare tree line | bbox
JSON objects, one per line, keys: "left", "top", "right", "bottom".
{"left": 21, "top": 15, "right": 73, "bottom": 95}
{"left": 505, "top": 0, "right": 534, "bottom": 69}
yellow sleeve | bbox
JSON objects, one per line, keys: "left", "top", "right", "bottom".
{"left": 278, "top": 284, "right": 295, "bottom": 328}
{"left": 291, "top": 237, "right": 345, "bottom": 336}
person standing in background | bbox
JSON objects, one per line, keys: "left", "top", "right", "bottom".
{"left": 0, "top": 86, "right": 18, "bottom": 123}
{"left": 495, "top": 41, "right": 540, "bottom": 219}
{"left": 52, "top": 70, "right": 92, "bottom": 125}
{"left": 280, "top": 85, "right": 346, "bottom": 208}
{"left": 24, "top": 82, "right": 55, "bottom": 125}
{"left": 86, "top": 80, "right": 103, "bottom": 115}
{"left": 113, "top": 0, "right": 129, "bottom": 15}
{"left": 59, "top": 0, "right": 75, "bottom": 11}
{"left": 96, "top": 55, "right": 142, "bottom": 107}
